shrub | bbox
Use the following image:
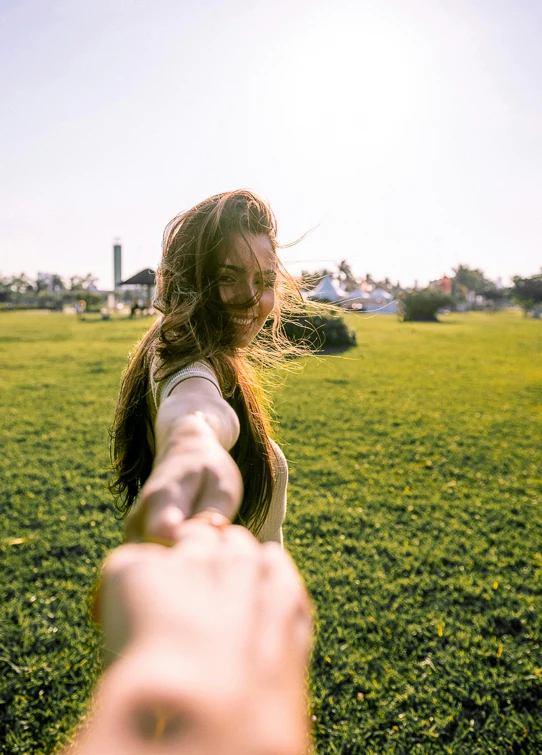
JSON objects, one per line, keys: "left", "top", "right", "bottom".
{"left": 399, "top": 289, "right": 453, "bottom": 322}
{"left": 512, "top": 273, "right": 542, "bottom": 316}
{"left": 279, "top": 313, "right": 356, "bottom": 349}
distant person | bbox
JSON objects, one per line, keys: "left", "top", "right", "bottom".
{"left": 75, "top": 300, "right": 86, "bottom": 319}
{"left": 110, "top": 190, "right": 307, "bottom": 545}
{"left": 65, "top": 514, "right": 312, "bottom": 754}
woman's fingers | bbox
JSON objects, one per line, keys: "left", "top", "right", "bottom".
{"left": 191, "top": 459, "right": 243, "bottom": 523}
{"left": 169, "top": 517, "right": 226, "bottom": 564}
{"left": 125, "top": 455, "right": 243, "bottom": 545}
{"left": 125, "top": 473, "right": 200, "bottom": 544}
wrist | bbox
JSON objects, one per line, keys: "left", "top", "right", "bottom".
{"left": 96, "top": 648, "right": 240, "bottom": 751}
{"left": 175, "top": 410, "right": 217, "bottom": 437}
{"left": 184, "top": 410, "right": 235, "bottom": 450}
{"left": 100, "top": 648, "right": 308, "bottom": 755}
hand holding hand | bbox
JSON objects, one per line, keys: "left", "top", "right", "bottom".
{"left": 125, "top": 413, "right": 243, "bottom": 545}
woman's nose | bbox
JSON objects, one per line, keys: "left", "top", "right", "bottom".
{"left": 237, "top": 280, "right": 257, "bottom": 304}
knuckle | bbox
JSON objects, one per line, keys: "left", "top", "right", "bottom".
{"left": 261, "top": 541, "right": 285, "bottom": 566}
{"left": 145, "top": 504, "right": 185, "bottom": 544}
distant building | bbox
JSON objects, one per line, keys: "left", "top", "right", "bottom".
{"left": 429, "top": 275, "right": 452, "bottom": 295}
{"left": 113, "top": 241, "right": 122, "bottom": 289}
{"left": 119, "top": 268, "right": 156, "bottom": 307}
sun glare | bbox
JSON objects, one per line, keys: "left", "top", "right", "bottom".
{"left": 273, "top": 9, "right": 426, "bottom": 174}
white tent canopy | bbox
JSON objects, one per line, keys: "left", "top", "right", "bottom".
{"left": 370, "top": 287, "right": 393, "bottom": 301}
{"left": 302, "top": 275, "right": 398, "bottom": 312}
{"left": 363, "top": 288, "right": 398, "bottom": 313}
{"left": 306, "top": 275, "right": 349, "bottom": 303}
{"left": 345, "top": 286, "right": 371, "bottom": 301}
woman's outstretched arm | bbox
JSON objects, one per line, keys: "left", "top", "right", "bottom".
{"left": 126, "top": 377, "right": 243, "bottom": 544}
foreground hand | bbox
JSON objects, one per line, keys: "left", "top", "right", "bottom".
{"left": 125, "top": 413, "right": 243, "bottom": 545}
{"left": 81, "top": 522, "right": 312, "bottom": 755}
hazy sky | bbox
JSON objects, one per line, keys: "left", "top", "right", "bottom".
{"left": 1, "top": 0, "right": 541, "bottom": 289}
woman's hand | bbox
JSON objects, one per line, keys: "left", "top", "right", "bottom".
{"left": 125, "top": 412, "right": 243, "bottom": 545}
{"left": 83, "top": 521, "right": 313, "bottom": 755}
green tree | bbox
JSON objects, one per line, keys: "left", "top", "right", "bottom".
{"left": 365, "top": 273, "right": 393, "bottom": 290}
{"left": 482, "top": 287, "right": 510, "bottom": 311}
{"left": 338, "top": 260, "right": 358, "bottom": 292}
{"left": 452, "top": 265, "right": 495, "bottom": 296}
{"left": 69, "top": 276, "right": 85, "bottom": 291}
{"left": 0, "top": 274, "right": 12, "bottom": 303}
{"left": 50, "top": 274, "right": 65, "bottom": 292}
{"left": 512, "top": 272, "right": 542, "bottom": 316}
{"left": 9, "top": 273, "right": 35, "bottom": 294}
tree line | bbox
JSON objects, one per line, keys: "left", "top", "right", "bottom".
{"left": 301, "top": 262, "right": 542, "bottom": 318}
{"left": 1, "top": 265, "right": 541, "bottom": 317}
{"left": 0, "top": 273, "right": 103, "bottom": 310}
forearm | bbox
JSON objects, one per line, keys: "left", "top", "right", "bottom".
{"left": 155, "top": 393, "right": 240, "bottom": 456}
{"left": 128, "top": 396, "right": 243, "bottom": 543}
{"left": 154, "top": 411, "right": 222, "bottom": 465}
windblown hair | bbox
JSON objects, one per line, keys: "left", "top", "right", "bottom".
{"left": 109, "top": 190, "right": 307, "bottom": 535}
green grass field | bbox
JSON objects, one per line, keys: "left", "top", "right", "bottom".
{"left": 1, "top": 310, "right": 541, "bottom": 754}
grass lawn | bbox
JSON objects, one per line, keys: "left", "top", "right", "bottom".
{"left": 0, "top": 310, "right": 541, "bottom": 754}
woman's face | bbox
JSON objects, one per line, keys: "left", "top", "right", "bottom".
{"left": 217, "top": 233, "right": 277, "bottom": 347}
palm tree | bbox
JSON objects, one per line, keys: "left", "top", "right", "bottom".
{"left": 338, "top": 260, "right": 358, "bottom": 292}
{"left": 50, "top": 274, "right": 65, "bottom": 292}
{"left": 10, "top": 273, "right": 35, "bottom": 293}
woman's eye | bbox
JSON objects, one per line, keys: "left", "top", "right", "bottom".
{"left": 254, "top": 274, "right": 276, "bottom": 288}
{"left": 219, "top": 275, "right": 236, "bottom": 285}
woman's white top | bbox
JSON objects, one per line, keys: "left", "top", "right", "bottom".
{"left": 148, "top": 360, "right": 288, "bottom": 545}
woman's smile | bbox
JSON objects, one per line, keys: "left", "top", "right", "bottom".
{"left": 218, "top": 232, "right": 277, "bottom": 346}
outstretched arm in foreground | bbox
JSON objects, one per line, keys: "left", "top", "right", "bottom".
{"left": 65, "top": 519, "right": 313, "bottom": 755}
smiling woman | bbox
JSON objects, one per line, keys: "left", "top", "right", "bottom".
{"left": 109, "top": 190, "right": 306, "bottom": 545}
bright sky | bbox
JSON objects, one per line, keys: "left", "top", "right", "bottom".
{"left": 1, "top": 0, "right": 541, "bottom": 289}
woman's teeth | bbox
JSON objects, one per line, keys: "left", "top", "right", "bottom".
{"left": 232, "top": 317, "right": 252, "bottom": 326}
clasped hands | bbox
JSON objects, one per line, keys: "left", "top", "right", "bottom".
{"left": 125, "top": 411, "right": 243, "bottom": 545}
{"left": 79, "top": 417, "right": 313, "bottom": 754}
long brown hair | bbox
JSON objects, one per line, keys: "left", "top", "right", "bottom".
{"left": 109, "top": 190, "right": 307, "bottom": 535}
